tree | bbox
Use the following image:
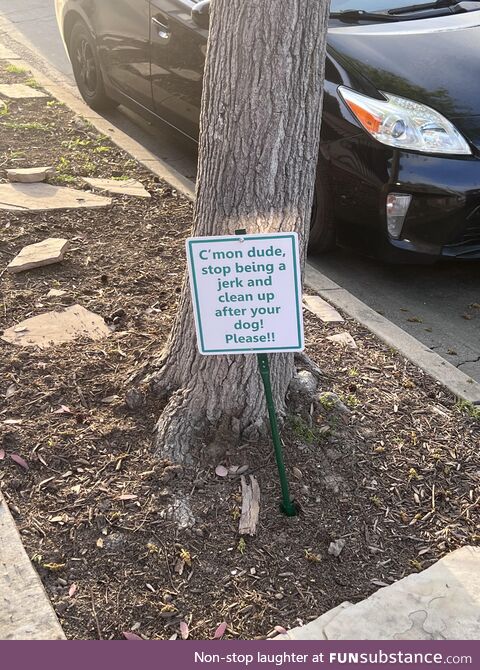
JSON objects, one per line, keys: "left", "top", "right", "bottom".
{"left": 152, "top": 0, "right": 331, "bottom": 463}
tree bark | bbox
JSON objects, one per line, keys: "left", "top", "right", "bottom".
{"left": 153, "top": 0, "right": 330, "bottom": 463}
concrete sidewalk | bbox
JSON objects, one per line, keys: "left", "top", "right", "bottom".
{"left": 276, "top": 546, "right": 480, "bottom": 640}
{"left": 0, "top": 494, "right": 65, "bottom": 640}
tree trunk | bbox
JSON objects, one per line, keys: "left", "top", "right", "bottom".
{"left": 153, "top": 0, "right": 330, "bottom": 463}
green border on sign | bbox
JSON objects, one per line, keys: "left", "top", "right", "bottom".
{"left": 187, "top": 234, "right": 303, "bottom": 355}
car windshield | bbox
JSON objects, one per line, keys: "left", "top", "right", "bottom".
{"left": 331, "top": 0, "right": 475, "bottom": 10}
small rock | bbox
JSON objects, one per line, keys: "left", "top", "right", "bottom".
{"left": 56, "top": 601, "right": 69, "bottom": 616}
{"left": 275, "top": 593, "right": 284, "bottom": 600}
{"left": 318, "top": 392, "right": 351, "bottom": 414}
{"left": 323, "top": 473, "right": 347, "bottom": 495}
{"left": 103, "top": 532, "right": 126, "bottom": 552}
{"left": 327, "top": 331, "right": 357, "bottom": 349}
{"left": 167, "top": 493, "right": 195, "bottom": 530}
{"left": 289, "top": 370, "right": 317, "bottom": 396}
{"left": 7, "top": 166, "right": 54, "bottom": 183}
{"left": 82, "top": 177, "right": 151, "bottom": 199}
{"left": 328, "top": 538, "right": 346, "bottom": 557}
{"left": 7, "top": 238, "right": 69, "bottom": 274}
{"left": 303, "top": 295, "right": 344, "bottom": 323}
{"left": 125, "top": 388, "right": 144, "bottom": 411}
{"left": 46, "top": 288, "right": 67, "bottom": 298}
{"left": 326, "top": 448, "right": 342, "bottom": 462}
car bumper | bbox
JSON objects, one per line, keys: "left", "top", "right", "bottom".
{"left": 325, "top": 136, "right": 480, "bottom": 262}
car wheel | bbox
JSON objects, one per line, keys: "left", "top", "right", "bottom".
{"left": 308, "top": 165, "right": 336, "bottom": 254}
{"left": 69, "top": 21, "right": 116, "bottom": 111}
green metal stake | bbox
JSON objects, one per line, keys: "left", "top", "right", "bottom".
{"left": 235, "top": 229, "right": 297, "bottom": 517}
{"left": 257, "top": 353, "right": 297, "bottom": 517}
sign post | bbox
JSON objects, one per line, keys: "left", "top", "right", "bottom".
{"left": 186, "top": 229, "right": 304, "bottom": 516}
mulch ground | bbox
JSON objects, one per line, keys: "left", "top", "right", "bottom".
{"left": 0, "top": 62, "right": 479, "bottom": 641}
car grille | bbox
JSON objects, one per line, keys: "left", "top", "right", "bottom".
{"left": 452, "top": 205, "right": 480, "bottom": 246}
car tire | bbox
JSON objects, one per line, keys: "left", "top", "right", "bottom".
{"left": 69, "top": 21, "right": 116, "bottom": 111}
{"left": 308, "top": 164, "right": 336, "bottom": 254}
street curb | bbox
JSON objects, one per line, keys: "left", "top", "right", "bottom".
{"left": 305, "top": 266, "right": 480, "bottom": 404}
{"left": 0, "top": 493, "right": 65, "bottom": 640}
{"left": 1, "top": 31, "right": 479, "bottom": 406}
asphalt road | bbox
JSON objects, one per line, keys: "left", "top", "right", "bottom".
{"left": 1, "top": 0, "right": 479, "bottom": 382}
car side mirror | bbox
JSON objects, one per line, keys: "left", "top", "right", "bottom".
{"left": 192, "top": 0, "right": 210, "bottom": 29}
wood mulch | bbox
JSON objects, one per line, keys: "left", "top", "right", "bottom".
{"left": 1, "top": 62, "right": 479, "bottom": 640}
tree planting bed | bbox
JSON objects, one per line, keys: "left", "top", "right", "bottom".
{"left": 1, "top": 62, "right": 479, "bottom": 640}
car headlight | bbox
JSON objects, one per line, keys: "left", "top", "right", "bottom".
{"left": 339, "top": 86, "right": 471, "bottom": 156}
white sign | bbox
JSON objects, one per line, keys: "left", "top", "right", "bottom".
{"left": 186, "top": 232, "right": 304, "bottom": 355}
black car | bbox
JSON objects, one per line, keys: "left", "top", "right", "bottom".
{"left": 56, "top": 0, "right": 480, "bottom": 261}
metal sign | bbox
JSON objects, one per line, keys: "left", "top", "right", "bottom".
{"left": 186, "top": 232, "right": 304, "bottom": 356}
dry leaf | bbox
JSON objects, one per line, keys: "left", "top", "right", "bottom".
{"left": 69, "top": 583, "right": 77, "bottom": 597}
{"left": 122, "top": 632, "right": 143, "bottom": 641}
{"left": 101, "top": 395, "right": 120, "bottom": 404}
{"left": 5, "top": 384, "right": 16, "bottom": 399}
{"left": 174, "top": 558, "right": 185, "bottom": 576}
{"left": 213, "top": 622, "right": 227, "bottom": 639}
{"left": 0, "top": 448, "right": 5, "bottom": 460}
{"left": 293, "top": 467, "right": 303, "bottom": 480}
{"left": 180, "top": 621, "right": 189, "bottom": 640}
{"left": 215, "top": 464, "right": 228, "bottom": 477}
{"left": 42, "top": 563, "right": 66, "bottom": 571}
{"left": 274, "top": 625, "right": 287, "bottom": 634}
{"left": 10, "top": 453, "right": 29, "bottom": 470}
{"left": 53, "top": 405, "right": 74, "bottom": 415}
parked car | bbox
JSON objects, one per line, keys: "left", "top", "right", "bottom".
{"left": 55, "top": 0, "right": 480, "bottom": 261}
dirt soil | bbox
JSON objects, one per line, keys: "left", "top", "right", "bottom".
{"left": 1, "top": 63, "right": 479, "bottom": 641}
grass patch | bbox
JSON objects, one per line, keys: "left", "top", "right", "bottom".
{"left": 288, "top": 414, "right": 327, "bottom": 445}
{"left": 6, "top": 64, "right": 27, "bottom": 75}
{"left": 47, "top": 100, "right": 65, "bottom": 108}
{"left": 1, "top": 120, "right": 51, "bottom": 131}
{"left": 455, "top": 399, "right": 480, "bottom": 420}
{"left": 25, "top": 77, "right": 42, "bottom": 90}
{"left": 54, "top": 156, "right": 76, "bottom": 184}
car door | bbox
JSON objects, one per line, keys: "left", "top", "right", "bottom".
{"left": 95, "top": 0, "right": 153, "bottom": 111}
{"left": 150, "top": 0, "right": 206, "bottom": 140}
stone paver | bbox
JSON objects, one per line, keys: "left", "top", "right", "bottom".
{"left": 7, "top": 238, "right": 69, "bottom": 274}
{"left": 0, "top": 45, "right": 20, "bottom": 59}
{"left": 7, "top": 166, "right": 54, "bottom": 183}
{"left": 327, "top": 331, "right": 357, "bottom": 348}
{"left": 0, "top": 183, "right": 111, "bottom": 212}
{"left": 46, "top": 288, "right": 67, "bottom": 298}
{"left": 303, "top": 294, "right": 344, "bottom": 323}
{"left": 0, "top": 83, "right": 47, "bottom": 99}
{"left": 277, "top": 547, "right": 480, "bottom": 640}
{"left": 0, "top": 493, "right": 65, "bottom": 639}
{"left": 82, "top": 177, "right": 151, "bottom": 198}
{"left": 275, "top": 603, "right": 353, "bottom": 640}
{"left": 1, "top": 304, "right": 111, "bottom": 349}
